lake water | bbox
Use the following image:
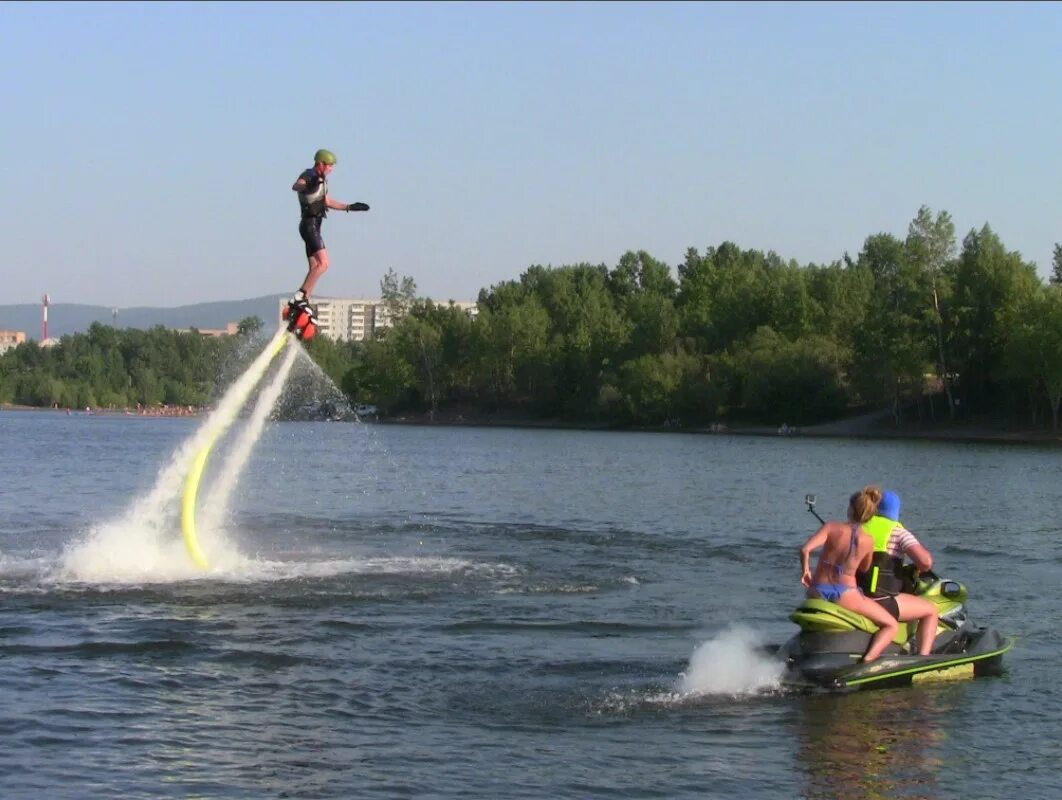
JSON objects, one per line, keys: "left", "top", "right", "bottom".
{"left": 0, "top": 407, "right": 1057, "bottom": 799}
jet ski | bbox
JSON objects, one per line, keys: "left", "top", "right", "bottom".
{"left": 777, "top": 496, "right": 1014, "bottom": 691}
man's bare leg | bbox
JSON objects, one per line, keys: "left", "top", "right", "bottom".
{"left": 894, "top": 594, "right": 940, "bottom": 656}
{"left": 299, "top": 249, "right": 331, "bottom": 299}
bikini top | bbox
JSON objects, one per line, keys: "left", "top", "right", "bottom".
{"left": 819, "top": 524, "right": 860, "bottom": 578}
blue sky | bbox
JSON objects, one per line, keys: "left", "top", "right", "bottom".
{"left": 2, "top": 1, "right": 1060, "bottom": 307}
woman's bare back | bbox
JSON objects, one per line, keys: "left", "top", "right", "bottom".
{"left": 810, "top": 522, "right": 872, "bottom": 586}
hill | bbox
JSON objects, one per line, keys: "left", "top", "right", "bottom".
{"left": 0, "top": 295, "right": 285, "bottom": 340}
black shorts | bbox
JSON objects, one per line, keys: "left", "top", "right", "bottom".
{"left": 871, "top": 594, "right": 900, "bottom": 619}
{"left": 299, "top": 217, "right": 325, "bottom": 257}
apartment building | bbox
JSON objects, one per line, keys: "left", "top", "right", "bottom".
{"left": 0, "top": 330, "right": 27, "bottom": 354}
{"left": 276, "top": 297, "right": 478, "bottom": 342}
{"left": 175, "top": 323, "right": 239, "bottom": 337}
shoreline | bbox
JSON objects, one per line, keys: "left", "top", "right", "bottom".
{"left": 7, "top": 402, "right": 1061, "bottom": 446}
{"left": 1, "top": 403, "right": 203, "bottom": 418}
{"left": 379, "top": 407, "right": 1062, "bottom": 446}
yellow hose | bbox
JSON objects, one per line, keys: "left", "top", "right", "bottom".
{"left": 181, "top": 332, "right": 290, "bottom": 569}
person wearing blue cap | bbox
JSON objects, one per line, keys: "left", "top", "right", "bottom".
{"left": 858, "top": 490, "right": 939, "bottom": 656}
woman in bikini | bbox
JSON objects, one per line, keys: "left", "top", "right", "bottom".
{"left": 799, "top": 485, "right": 900, "bottom": 663}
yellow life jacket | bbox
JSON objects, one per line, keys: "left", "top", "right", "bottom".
{"left": 858, "top": 515, "right": 905, "bottom": 595}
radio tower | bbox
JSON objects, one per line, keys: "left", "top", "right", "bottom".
{"left": 42, "top": 293, "right": 50, "bottom": 342}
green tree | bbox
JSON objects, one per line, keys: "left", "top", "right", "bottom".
{"left": 677, "top": 243, "right": 758, "bottom": 350}
{"left": 431, "top": 302, "right": 478, "bottom": 402}
{"left": 1039, "top": 287, "right": 1062, "bottom": 430}
{"left": 522, "top": 264, "right": 630, "bottom": 416}
{"left": 614, "top": 350, "right": 701, "bottom": 424}
{"left": 380, "top": 268, "right": 417, "bottom": 327}
{"left": 625, "top": 292, "right": 679, "bottom": 360}
{"left": 355, "top": 338, "right": 416, "bottom": 413}
{"left": 474, "top": 298, "right": 551, "bottom": 403}
{"left": 905, "top": 205, "right": 958, "bottom": 418}
{"left": 802, "top": 259, "right": 874, "bottom": 347}
{"left": 949, "top": 224, "right": 1041, "bottom": 414}
{"left": 237, "top": 316, "right": 264, "bottom": 336}
{"left": 760, "top": 258, "right": 817, "bottom": 341}
{"left": 608, "top": 251, "right": 679, "bottom": 361}
{"left": 1003, "top": 285, "right": 1062, "bottom": 430}
{"left": 733, "top": 327, "right": 851, "bottom": 425}
{"left": 677, "top": 243, "right": 797, "bottom": 353}
{"left": 385, "top": 301, "right": 478, "bottom": 416}
{"left": 851, "top": 233, "right": 932, "bottom": 419}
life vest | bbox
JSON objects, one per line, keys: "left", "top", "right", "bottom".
{"left": 298, "top": 169, "right": 328, "bottom": 219}
{"left": 858, "top": 515, "right": 906, "bottom": 595}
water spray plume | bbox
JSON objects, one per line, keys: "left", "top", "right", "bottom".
{"left": 199, "top": 342, "right": 300, "bottom": 537}
{"left": 678, "top": 626, "right": 784, "bottom": 696}
{"left": 61, "top": 327, "right": 294, "bottom": 581}
{"left": 181, "top": 331, "right": 290, "bottom": 568}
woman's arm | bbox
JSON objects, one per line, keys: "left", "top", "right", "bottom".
{"left": 800, "top": 526, "right": 829, "bottom": 586}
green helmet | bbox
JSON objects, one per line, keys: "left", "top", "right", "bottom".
{"left": 314, "top": 148, "right": 337, "bottom": 165}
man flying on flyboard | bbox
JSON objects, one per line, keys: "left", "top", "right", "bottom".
{"left": 283, "top": 148, "right": 370, "bottom": 340}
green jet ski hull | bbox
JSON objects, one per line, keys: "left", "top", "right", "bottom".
{"left": 779, "top": 625, "right": 1013, "bottom": 690}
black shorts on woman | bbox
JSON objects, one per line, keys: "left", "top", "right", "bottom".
{"left": 871, "top": 594, "right": 900, "bottom": 619}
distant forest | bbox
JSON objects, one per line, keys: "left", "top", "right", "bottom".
{"left": 4, "top": 206, "right": 1062, "bottom": 430}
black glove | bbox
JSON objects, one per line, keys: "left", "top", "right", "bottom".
{"left": 304, "top": 175, "right": 322, "bottom": 192}
{"left": 346, "top": 202, "right": 370, "bottom": 212}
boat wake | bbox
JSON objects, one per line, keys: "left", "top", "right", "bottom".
{"left": 0, "top": 551, "right": 513, "bottom": 591}
{"left": 677, "top": 625, "right": 785, "bottom": 696}
{"left": 587, "top": 626, "right": 787, "bottom": 716}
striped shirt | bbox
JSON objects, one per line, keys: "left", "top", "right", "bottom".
{"left": 884, "top": 523, "right": 921, "bottom": 559}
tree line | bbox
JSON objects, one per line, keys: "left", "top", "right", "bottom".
{"left": 318, "top": 207, "right": 1062, "bottom": 430}
{"left": 4, "top": 206, "right": 1062, "bottom": 430}
{"left": 0, "top": 319, "right": 264, "bottom": 410}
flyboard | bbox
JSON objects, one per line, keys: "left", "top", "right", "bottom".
{"left": 181, "top": 303, "right": 318, "bottom": 569}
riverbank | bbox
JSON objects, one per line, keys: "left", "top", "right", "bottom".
{"left": 1, "top": 402, "right": 203, "bottom": 418}
{"left": 800, "top": 408, "right": 1062, "bottom": 444}
{"left": 382, "top": 406, "right": 1062, "bottom": 446}
{"left": 7, "top": 401, "right": 1061, "bottom": 445}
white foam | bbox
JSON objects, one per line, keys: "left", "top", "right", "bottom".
{"left": 677, "top": 625, "right": 784, "bottom": 696}
{"left": 56, "top": 521, "right": 208, "bottom": 583}
{"left": 35, "top": 551, "right": 486, "bottom": 587}
{"left": 59, "top": 328, "right": 292, "bottom": 581}
{"left": 223, "top": 554, "right": 485, "bottom": 582}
